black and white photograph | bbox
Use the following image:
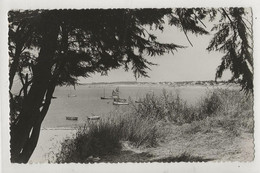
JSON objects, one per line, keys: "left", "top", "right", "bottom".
{"left": 1, "top": 0, "right": 260, "bottom": 173}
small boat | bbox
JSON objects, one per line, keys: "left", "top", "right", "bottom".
{"left": 134, "top": 93, "right": 142, "bottom": 103}
{"left": 52, "top": 96, "right": 57, "bottom": 99}
{"left": 66, "top": 117, "right": 78, "bottom": 121}
{"left": 87, "top": 115, "right": 101, "bottom": 121}
{"left": 100, "top": 88, "right": 113, "bottom": 100}
{"left": 111, "top": 87, "right": 129, "bottom": 105}
{"left": 68, "top": 94, "right": 77, "bottom": 97}
{"left": 113, "top": 101, "right": 129, "bottom": 105}
{"left": 100, "top": 96, "right": 113, "bottom": 100}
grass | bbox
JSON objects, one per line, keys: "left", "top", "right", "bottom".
{"left": 55, "top": 111, "right": 162, "bottom": 163}
{"left": 133, "top": 88, "right": 253, "bottom": 130}
{"left": 55, "top": 87, "right": 254, "bottom": 163}
{"left": 130, "top": 89, "right": 197, "bottom": 123}
{"left": 152, "top": 152, "right": 213, "bottom": 162}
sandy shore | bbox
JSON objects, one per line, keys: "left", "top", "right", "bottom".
{"left": 29, "top": 128, "right": 77, "bottom": 163}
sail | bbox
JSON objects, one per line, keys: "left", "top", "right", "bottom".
{"left": 112, "top": 90, "right": 119, "bottom": 98}
{"left": 112, "top": 87, "right": 119, "bottom": 99}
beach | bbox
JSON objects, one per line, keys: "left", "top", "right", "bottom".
{"left": 29, "top": 128, "right": 77, "bottom": 163}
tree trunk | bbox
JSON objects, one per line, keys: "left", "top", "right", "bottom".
{"left": 17, "top": 80, "right": 56, "bottom": 163}
{"left": 9, "top": 43, "right": 23, "bottom": 90}
{"left": 10, "top": 19, "right": 59, "bottom": 163}
{"left": 9, "top": 22, "right": 32, "bottom": 90}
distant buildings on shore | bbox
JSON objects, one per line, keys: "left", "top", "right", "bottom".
{"left": 81, "top": 80, "right": 239, "bottom": 87}
{"left": 156, "top": 80, "right": 239, "bottom": 87}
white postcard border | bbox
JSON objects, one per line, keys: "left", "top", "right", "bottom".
{"left": 1, "top": 0, "right": 259, "bottom": 173}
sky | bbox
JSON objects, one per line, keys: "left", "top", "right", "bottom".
{"left": 80, "top": 21, "right": 232, "bottom": 83}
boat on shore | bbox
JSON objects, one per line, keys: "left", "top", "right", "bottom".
{"left": 66, "top": 117, "right": 78, "bottom": 121}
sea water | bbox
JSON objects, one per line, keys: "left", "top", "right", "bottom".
{"left": 41, "top": 84, "right": 208, "bottom": 128}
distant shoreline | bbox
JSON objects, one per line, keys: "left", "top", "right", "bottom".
{"left": 79, "top": 80, "right": 240, "bottom": 89}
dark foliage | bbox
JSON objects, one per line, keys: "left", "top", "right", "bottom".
{"left": 207, "top": 8, "right": 253, "bottom": 93}
{"left": 8, "top": 9, "right": 189, "bottom": 163}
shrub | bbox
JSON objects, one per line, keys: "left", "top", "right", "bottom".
{"left": 214, "top": 89, "right": 254, "bottom": 133}
{"left": 199, "top": 90, "right": 222, "bottom": 115}
{"left": 192, "top": 88, "right": 253, "bottom": 135}
{"left": 131, "top": 88, "right": 253, "bottom": 127}
{"left": 55, "top": 111, "right": 161, "bottom": 163}
{"left": 131, "top": 89, "right": 196, "bottom": 124}
{"left": 131, "top": 89, "right": 222, "bottom": 124}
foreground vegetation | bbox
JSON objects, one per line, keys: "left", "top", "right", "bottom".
{"left": 55, "top": 88, "right": 253, "bottom": 163}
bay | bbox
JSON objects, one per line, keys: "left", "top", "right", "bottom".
{"left": 41, "top": 84, "right": 208, "bottom": 128}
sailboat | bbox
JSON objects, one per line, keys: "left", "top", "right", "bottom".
{"left": 112, "top": 87, "right": 129, "bottom": 105}
{"left": 100, "top": 88, "right": 113, "bottom": 100}
{"left": 134, "top": 92, "right": 142, "bottom": 103}
{"left": 68, "top": 87, "right": 77, "bottom": 97}
{"left": 112, "top": 87, "right": 120, "bottom": 99}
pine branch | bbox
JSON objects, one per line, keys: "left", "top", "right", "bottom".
{"left": 193, "top": 12, "right": 207, "bottom": 28}
{"left": 221, "top": 8, "right": 236, "bottom": 29}
{"left": 183, "top": 30, "right": 193, "bottom": 47}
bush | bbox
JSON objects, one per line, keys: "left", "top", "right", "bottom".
{"left": 186, "top": 88, "right": 253, "bottom": 135}
{"left": 212, "top": 89, "right": 254, "bottom": 133}
{"left": 199, "top": 90, "right": 222, "bottom": 115}
{"left": 131, "top": 89, "right": 221, "bottom": 124}
{"left": 131, "top": 88, "right": 253, "bottom": 127}
{"left": 56, "top": 112, "right": 161, "bottom": 163}
{"left": 131, "top": 89, "right": 196, "bottom": 124}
